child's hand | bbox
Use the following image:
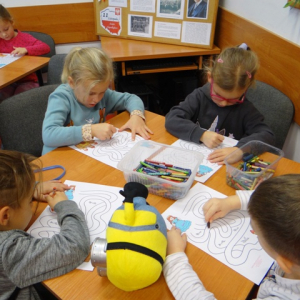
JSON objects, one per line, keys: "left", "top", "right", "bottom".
{"left": 207, "top": 147, "right": 238, "bottom": 164}
{"left": 34, "top": 181, "right": 70, "bottom": 201}
{"left": 45, "top": 191, "right": 68, "bottom": 210}
{"left": 91, "top": 123, "right": 117, "bottom": 140}
{"left": 200, "top": 131, "right": 224, "bottom": 148}
{"left": 118, "top": 115, "right": 153, "bottom": 140}
{"left": 11, "top": 47, "right": 28, "bottom": 56}
{"left": 167, "top": 226, "right": 187, "bottom": 255}
{"left": 203, "top": 195, "right": 241, "bottom": 223}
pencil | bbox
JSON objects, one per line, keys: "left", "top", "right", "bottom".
{"left": 53, "top": 187, "right": 56, "bottom": 196}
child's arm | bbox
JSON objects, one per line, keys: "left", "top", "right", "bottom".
{"left": 207, "top": 147, "right": 238, "bottom": 165}
{"left": 33, "top": 181, "right": 70, "bottom": 201}
{"left": 2, "top": 194, "right": 90, "bottom": 288}
{"left": 118, "top": 114, "right": 153, "bottom": 140}
{"left": 208, "top": 147, "right": 238, "bottom": 164}
{"left": 163, "top": 227, "right": 216, "bottom": 300}
{"left": 103, "top": 90, "right": 153, "bottom": 140}
{"left": 11, "top": 32, "right": 50, "bottom": 56}
{"left": 200, "top": 131, "right": 225, "bottom": 148}
{"left": 203, "top": 190, "right": 254, "bottom": 223}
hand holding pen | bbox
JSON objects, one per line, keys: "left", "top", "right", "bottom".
{"left": 200, "top": 131, "right": 224, "bottom": 148}
{"left": 202, "top": 195, "right": 242, "bottom": 227}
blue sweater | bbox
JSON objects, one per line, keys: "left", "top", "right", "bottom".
{"left": 42, "top": 84, "right": 144, "bottom": 154}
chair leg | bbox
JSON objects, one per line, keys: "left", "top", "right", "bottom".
{"left": 36, "top": 70, "right": 44, "bottom": 86}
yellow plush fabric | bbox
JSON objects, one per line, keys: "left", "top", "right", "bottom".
{"left": 106, "top": 200, "right": 167, "bottom": 291}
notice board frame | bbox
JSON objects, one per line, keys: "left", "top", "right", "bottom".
{"left": 94, "top": 0, "right": 219, "bottom": 49}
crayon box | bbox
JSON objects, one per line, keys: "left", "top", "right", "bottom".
{"left": 117, "top": 140, "right": 203, "bottom": 200}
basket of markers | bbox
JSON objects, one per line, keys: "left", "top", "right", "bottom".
{"left": 224, "top": 140, "right": 284, "bottom": 190}
{"left": 117, "top": 140, "right": 203, "bottom": 200}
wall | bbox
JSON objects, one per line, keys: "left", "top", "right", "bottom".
{"left": 218, "top": 0, "right": 300, "bottom": 163}
{"left": 219, "top": 0, "right": 300, "bottom": 46}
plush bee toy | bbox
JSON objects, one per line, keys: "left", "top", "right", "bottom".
{"left": 91, "top": 182, "right": 167, "bottom": 291}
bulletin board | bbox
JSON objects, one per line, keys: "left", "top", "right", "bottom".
{"left": 94, "top": 0, "right": 219, "bottom": 49}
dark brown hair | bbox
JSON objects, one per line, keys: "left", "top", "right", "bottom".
{"left": 0, "top": 5, "right": 13, "bottom": 23}
{"left": 248, "top": 174, "right": 300, "bottom": 264}
{"left": 0, "top": 150, "right": 42, "bottom": 209}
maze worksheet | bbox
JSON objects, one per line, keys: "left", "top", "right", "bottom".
{"left": 69, "top": 130, "right": 144, "bottom": 169}
{"left": 162, "top": 183, "right": 274, "bottom": 284}
{"left": 27, "top": 180, "right": 124, "bottom": 244}
{"left": 172, "top": 136, "right": 237, "bottom": 183}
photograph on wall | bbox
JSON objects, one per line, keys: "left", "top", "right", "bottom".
{"left": 187, "top": 0, "right": 208, "bottom": 19}
{"left": 130, "top": 0, "right": 155, "bottom": 13}
{"left": 100, "top": 7, "right": 122, "bottom": 35}
{"left": 128, "top": 14, "right": 153, "bottom": 38}
{"left": 157, "top": 0, "right": 184, "bottom": 19}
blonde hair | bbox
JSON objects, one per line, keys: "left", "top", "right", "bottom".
{"left": 0, "top": 5, "right": 13, "bottom": 23}
{"left": 61, "top": 47, "right": 114, "bottom": 91}
{"left": 206, "top": 45, "right": 259, "bottom": 90}
{"left": 0, "top": 151, "right": 42, "bottom": 209}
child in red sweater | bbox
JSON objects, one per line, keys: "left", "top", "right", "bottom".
{"left": 0, "top": 5, "right": 50, "bottom": 102}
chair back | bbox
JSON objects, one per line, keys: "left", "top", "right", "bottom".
{"left": 23, "top": 31, "right": 56, "bottom": 73}
{"left": 0, "top": 85, "right": 58, "bottom": 157}
{"left": 246, "top": 81, "right": 294, "bottom": 149}
{"left": 47, "top": 54, "right": 67, "bottom": 85}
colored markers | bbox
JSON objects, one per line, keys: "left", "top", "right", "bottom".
{"left": 135, "top": 159, "right": 192, "bottom": 183}
{"left": 227, "top": 153, "right": 274, "bottom": 190}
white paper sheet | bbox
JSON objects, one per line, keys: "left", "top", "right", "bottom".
{"left": 27, "top": 180, "right": 124, "bottom": 244}
{"left": 69, "top": 130, "right": 144, "bottom": 169}
{"left": 0, "top": 53, "right": 23, "bottom": 68}
{"left": 172, "top": 136, "right": 237, "bottom": 183}
{"left": 162, "top": 183, "right": 274, "bottom": 285}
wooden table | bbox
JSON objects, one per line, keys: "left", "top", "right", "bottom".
{"left": 101, "top": 36, "right": 220, "bottom": 76}
{"left": 34, "top": 111, "right": 300, "bottom": 300}
{"left": 0, "top": 55, "right": 49, "bottom": 89}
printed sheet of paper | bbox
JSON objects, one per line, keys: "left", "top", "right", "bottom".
{"left": 69, "top": 130, "right": 144, "bottom": 169}
{"left": 172, "top": 136, "right": 237, "bottom": 183}
{"left": 27, "top": 180, "right": 124, "bottom": 245}
{"left": 162, "top": 183, "right": 274, "bottom": 284}
{"left": 0, "top": 53, "right": 22, "bottom": 68}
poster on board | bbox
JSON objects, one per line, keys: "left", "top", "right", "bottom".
{"left": 94, "top": 0, "right": 219, "bottom": 49}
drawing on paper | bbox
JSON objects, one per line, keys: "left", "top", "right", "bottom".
{"left": 75, "top": 140, "right": 97, "bottom": 150}
{"left": 65, "top": 185, "right": 76, "bottom": 200}
{"left": 27, "top": 181, "right": 124, "bottom": 244}
{"left": 162, "top": 183, "right": 274, "bottom": 284}
{"left": 69, "top": 130, "right": 144, "bottom": 168}
{"left": 172, "top": 137, "right": 237, "bottom": 183}
{"left": 167, "top": 215, "right": 191, "bottom": 233}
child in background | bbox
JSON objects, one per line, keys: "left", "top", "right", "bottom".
{"left": 164, "top": 174, "right": 300, "bottom": 300}
{"left": 165, "top": 43, "right": 275, "bottom": 164}
{"left": 42, "top": 47, "right": 152, "bottom": 155}
{"left": 0, "top": 5, "right": 50, "bottom": 102}
{"left": 0, "top": 150, "right": 90, "bottom": 299}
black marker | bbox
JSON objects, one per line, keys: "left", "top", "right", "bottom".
{"left": 207, "top": 221, "right": 210, "bottom": 229}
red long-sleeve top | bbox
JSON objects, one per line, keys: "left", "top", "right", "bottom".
{"left": 0, "top": 30, "right": 51, "bottom": 82}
